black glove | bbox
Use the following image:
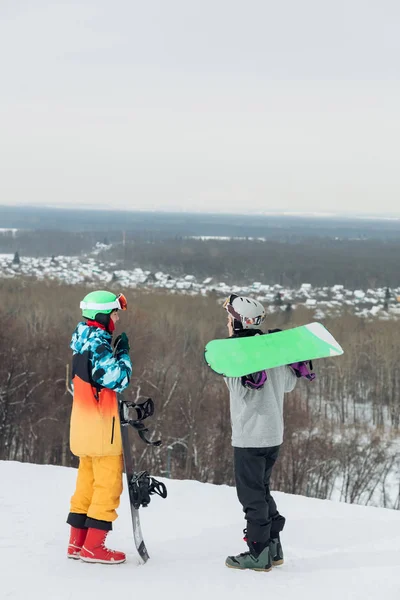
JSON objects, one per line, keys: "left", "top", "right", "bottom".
{"left": 114, "top": 332, "right": 130, "bottom": 354}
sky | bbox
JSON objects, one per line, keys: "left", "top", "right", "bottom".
{"left": 0, "top": 0, "right": 400, "bottom": 215}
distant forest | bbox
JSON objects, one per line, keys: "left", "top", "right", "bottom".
{"left": 1, "top": 206, "right": 400, "bottom": 288}
{"left": 99, "top": 237, "right": 400, "bottom": 289}
{"left": 0, "top": 279, "right": 399, "bottom": 509}
{"left": 1, "top": 231, "right": 400, "bottom": 289}
{"left": 3, "top": 205, "right": 400, "bottom": 238}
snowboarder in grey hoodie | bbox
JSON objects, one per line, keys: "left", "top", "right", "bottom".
{"left": 223, "top": 294, "right": 314, "bottom": 572}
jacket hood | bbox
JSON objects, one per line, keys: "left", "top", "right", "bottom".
{"left": 70, "top": 322, "right": 112, "bottom": 353}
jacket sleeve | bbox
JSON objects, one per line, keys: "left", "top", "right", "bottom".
{"left": 90, "top": 339, "right": 132, "bottom": 393}
{"left": 284, "top": 365, "right": 297, "bottom": 393}
{"left": 224, "top": 377, "right": 248, "bottom": 400}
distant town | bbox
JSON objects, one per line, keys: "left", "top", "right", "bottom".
{"left": 2, "top": 243, "right": 400, "bottom": 320}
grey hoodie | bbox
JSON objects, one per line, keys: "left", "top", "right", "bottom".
{"left": 224, "top": 366, "right": 297, "bottom": 448}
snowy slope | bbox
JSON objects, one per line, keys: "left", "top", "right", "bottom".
{"left": 1, "top": 461, "right": 400, "bottom": 600}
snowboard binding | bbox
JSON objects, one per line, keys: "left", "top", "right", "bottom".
{"left": 128, "top": 471, "right": 168, "bottom": 509}
{"left": 117, "top": 394, "right": 167, "bottom": 563}
{"left": 119, "top": 398, "right": 162, "bottom": 446}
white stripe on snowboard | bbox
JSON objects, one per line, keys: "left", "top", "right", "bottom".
{"left": 305, "top": 322, "right": 344, "bottom": 355}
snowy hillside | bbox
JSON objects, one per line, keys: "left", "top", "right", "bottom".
{"left": 1, "top": 461, "right": 400, "bottom": 600}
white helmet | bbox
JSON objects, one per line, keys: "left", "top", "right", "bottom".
{"left": 223, "top": 294, "right": 266, "bottom": 329}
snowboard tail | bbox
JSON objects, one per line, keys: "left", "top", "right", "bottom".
{"left": 204, "top": 322, "right": 343, "bottom": 377}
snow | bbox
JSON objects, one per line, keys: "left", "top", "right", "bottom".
{"left": 354, "top": 290, "right": 366, "bottom": 299}
{"left": 305, "top": 298, "right": 317, "bottom": 307}
{"left": 0, "top": 228, "right": 19, "bottom": 235}
{"left": 2, "top": 247, "right": 400, "bottom": 319}
{"left": 1, "top": 461, "right": 400, "bottom": 600}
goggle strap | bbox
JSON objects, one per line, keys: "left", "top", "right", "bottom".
{"left": 80, "top": 300, "right": 120, "bottom": 311}
{"left": 225, "top": 303, "right": 243, "bottom": 323}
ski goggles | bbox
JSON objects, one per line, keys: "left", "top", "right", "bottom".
{"left": 116, "top": 293, "right": 128, "bottom": 310}
{"left": 80, "top": 293, "right": 128, "bottom": 312}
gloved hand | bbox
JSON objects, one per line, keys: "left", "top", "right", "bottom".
{"left": 114, "top": 332, "right": 130, "bottom": 354}
{"left": 289, "top": 361, "right": 315, "bottom": 381}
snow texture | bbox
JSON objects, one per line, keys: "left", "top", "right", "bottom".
{"left": 1, "top": 460, "right": 400, "bottom": 599}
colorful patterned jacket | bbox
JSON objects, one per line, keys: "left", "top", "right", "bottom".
{"left": 69, "top": 322, "right": 132, "bottom": 457}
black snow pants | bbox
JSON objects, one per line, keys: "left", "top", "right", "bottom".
{"left": 234, "top": 445, "right": 285, "bottom": 544}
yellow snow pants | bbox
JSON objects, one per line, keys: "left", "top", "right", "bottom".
{"left": 70, "top": 455, "right": 123, "bottom": 523}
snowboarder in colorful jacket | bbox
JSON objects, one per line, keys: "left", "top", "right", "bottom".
{"left": 223, "top": 294, "right": 314, "bottom": 572}
{"left": 66, "top": 290, "right": 132, "bottom": 564}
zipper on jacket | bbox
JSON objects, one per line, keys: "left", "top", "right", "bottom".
{"left": 92, "top": 387, "right": 100, "bottom": 402}
{"left": 110, "top": 416, "right": 115, "bottom": 444}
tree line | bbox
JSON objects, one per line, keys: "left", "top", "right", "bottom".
{"left": 4, "top": 205, "right": 400, "bottom": 238}
{"left": 3, "top": 229, "right": 400, "bottom": 289}
{"left": 0, "top": 278, "right": 399, "bottom": 508}
{"left": 102, "top": 237, "right": 400, "bottom": 289}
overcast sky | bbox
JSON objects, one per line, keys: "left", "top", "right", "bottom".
{"left": 0, "top": 0, "right": 399, "bottom": 215}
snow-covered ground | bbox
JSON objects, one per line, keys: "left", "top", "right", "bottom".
{"left": 0, "top": 228, "right": 19, "bottom": 235}
{"left": 1, "top": 460, "right": 400, "bottom": 600}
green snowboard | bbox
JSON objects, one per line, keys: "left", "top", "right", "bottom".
{"left": 204, "top": 322, "right": 343, "bottom": 377}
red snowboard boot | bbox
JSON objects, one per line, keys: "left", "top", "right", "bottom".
{"left": 80, "top": 528, "right": 126, "bottom": 564}
{"left": 67, "top": 526, "right": 87, "bottom": 559}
